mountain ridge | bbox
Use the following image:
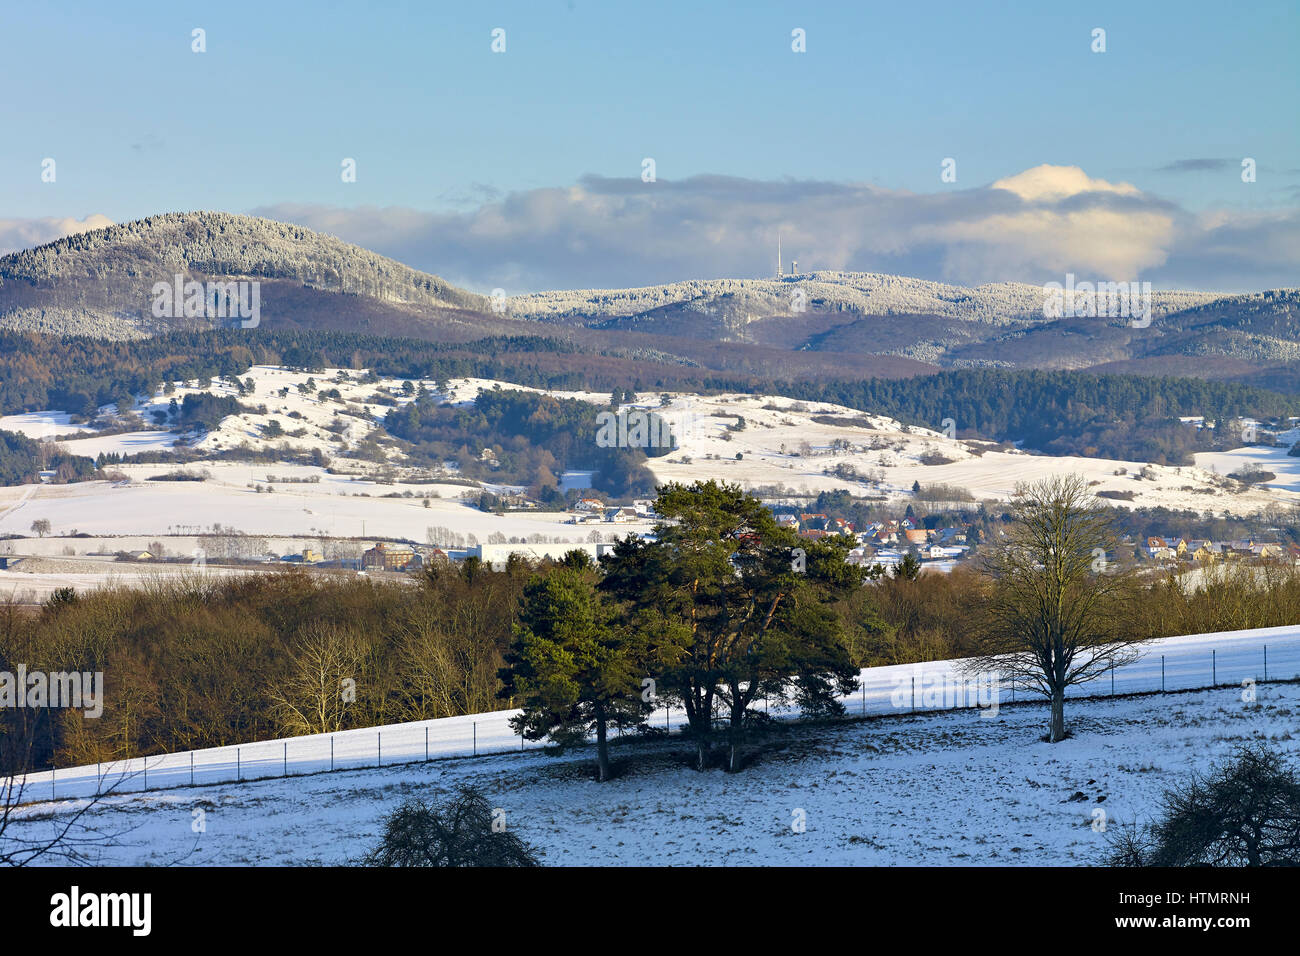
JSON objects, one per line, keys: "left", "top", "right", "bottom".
{"left": 3, "top": 211, "right": 1297, "bottom": 384}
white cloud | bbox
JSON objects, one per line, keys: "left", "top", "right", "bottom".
{"left": 253, "top": 166, "right": 1297, "bottom": 293}
{"left": 3, "top": 166, "right": 1294, "bottom": 295}
{"left": 991, "top": 164, "right": 1140, "bottom": 201}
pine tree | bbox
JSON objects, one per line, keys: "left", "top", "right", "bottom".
{"left": 501, "top": 567, "right": 646, "bottom": 781}
{"left": 602, "top": 481, "right": 861, "bottom": 771}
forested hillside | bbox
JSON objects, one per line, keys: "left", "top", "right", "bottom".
{"left": 3, "top": 328, "right": 1295, "bottom": 466}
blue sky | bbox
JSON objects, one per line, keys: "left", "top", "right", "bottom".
{"left": 2, "top": 0, "right": 1297, "bottom": 291}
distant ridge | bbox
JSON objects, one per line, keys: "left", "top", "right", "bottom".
{"left": 506, "top": 271, "right": 1220, "bottom": 326}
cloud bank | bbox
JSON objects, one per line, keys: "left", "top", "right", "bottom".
{"left": 250, "top": 166, "right": 1297, "bottom": 293}
{"left": 4, "top": 166, "right": 1295, "bottom": 294}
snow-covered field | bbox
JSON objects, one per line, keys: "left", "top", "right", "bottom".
{"left": 3, "top": 366, "right": 1295, "bottom": 552}
{"left": 1194, "top": 445, "right": 1300, "bottom": 494}
{"left": 0, "top": 474, "right": 649, "bottom": 542}
{"left": 0, "top": 411, "right": 95, "bottom": 439}
{"left": 8, "top": 624, "right": 1298, "bottom": 866}
{"left": 9, "top": 678, "right": 1295, "bottom": 867}
{"left": 0, "top": 563, "right": 266, "bottom": 605}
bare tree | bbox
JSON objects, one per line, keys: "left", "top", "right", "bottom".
{"left": 1, "top": 719, "right": 142, "bottom": 866}
{"left": 271, "top": 622, "right": 365, "bottom": 735}
{"left": 969, "top": 474, "right": 1141, "bottom": 742}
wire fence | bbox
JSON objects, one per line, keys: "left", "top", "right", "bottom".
{"left": 12, "top": 624, "right": 1300, "bottom": 805}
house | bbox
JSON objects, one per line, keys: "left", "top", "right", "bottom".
{"left": 362, "top": 541, "right": 416, "bottom": 571}
{"left": 926, "top": 544, "right": 967, "bottom": 560}
{"left": 574, "top": 498, "right": 605, "bottom": 513}
{"left": 1226, "top": 540, "right": 1256, "bottom": 559}
{"left": 1145, "top": 536, "right": 1169, "bottom": 557}
{"left": 497, "top": 492, "right": 537, "bottom": 510}
{"left": 605, "top": 507, "right": 639, "bottom": 523}
{"left": 775, "top": 514, "right": 799, "bottom": 530}
{"left": 124, "top": 550, "right": 153, "bottom": 561}
{"left": 903, "top": 528, "right": 929, "bottom": 546}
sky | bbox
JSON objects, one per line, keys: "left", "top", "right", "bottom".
{"left": 1, "top": 0, "right": 1297, "bottom": 292}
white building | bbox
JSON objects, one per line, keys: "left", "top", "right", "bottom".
{"left": 470, "top": 541, "right": 616, "bottom": 569}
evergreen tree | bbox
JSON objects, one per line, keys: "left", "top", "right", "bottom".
{"left": 501, "top": 567, "right": 646, "bottom": 781}
{"left": 893, "top": 551, "right": 922, "bottom": 581}
{"left": 602, "top": 481, "right": 861, "bottom": 772}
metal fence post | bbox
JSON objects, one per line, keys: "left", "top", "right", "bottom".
{"left": 1161, "top": 655, "right": 1165, "bottom": 692}
{"left": 51, "top": 768, "right": 55, "bottom": 801}
{"left": 1111, "top": 666, "right": 1115, "bottom": 696}
{"left": 330, "top": 736, "right": 334, "bottom": 771}
{"left": 284, "top": 741, "right": 288, "bottom": 776}
{"left": 237, "top": 747, "right": 241, "bottom": 782}
{"left": 1264, "top": 645, "right": 1268, "bottom": 681}
{"left": 425, "top": 726, "right": 429, "bottom": 761}
{"left": 377, "top": 732, "right": 381, "bottom": 767}
{"left": 1212, "top": 649, "right": 1216, "bottom": 686}
{"left": 911, "top": 675, "right": 915, "bottom": 711}
{"left": 190, "top": 752, "right": 194, "bottom": 786}
{"left": 473, "top": 721, "right": 477, "bottom": 756}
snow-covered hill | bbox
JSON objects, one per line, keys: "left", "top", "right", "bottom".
{"left": 2, "top": 366, "right": 1296, "bottom": 563}
{"left": 0, "top": 212, "right": 489, "bottom": 339}
{"left": 507, "top": 272, "right": 1219, "bottom": 326}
